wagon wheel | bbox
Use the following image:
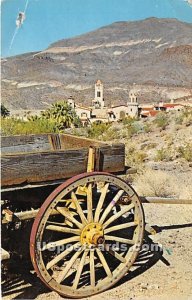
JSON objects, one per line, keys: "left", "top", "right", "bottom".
{"left": 30, "top": 172, "right": 144, "bottom": 298}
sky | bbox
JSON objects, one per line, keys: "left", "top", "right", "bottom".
{"left": 1, "top": 0, "right": 192, "bottom": 58}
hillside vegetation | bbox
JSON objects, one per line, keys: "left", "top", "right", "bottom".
{"left": 72, "top": 109, "right": 192, "bottom": 199}
{"left": 2, "top": 108, "right": 192, "bottom": 199}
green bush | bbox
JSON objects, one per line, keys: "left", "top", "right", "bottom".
{"left": 154, "top": 112, "right": 169, "bottom": 130}
{"left": 155, "top": 147, "right": 173, "bottom": 161}
{"left": 87, "top": 122, "right": 111, "bottom": 139}
{"left": 126, "top": 122, "right": 141, "bottom": 137}
{"left": 41, "top": 101, "right": 81, "bottom": 130}
{"left": 175, "top": 109, "right": 192, "bottom": 126}
{"left": 1, "top": 117, "right": 57, "bottom": 136}
{"left": 126, "top": 144, "right": 147, "bottom": 166}
{"left": 177, "top": 143, "right": 192, "bottom": 162}
{"left": 122, "top": 116, "right": 136, "bottom": 126}
{"left": 1, "top": 101, "right": 82, "bottom": 136}
{"left": 102, "top": 128, "right": 120, "bottom": 141}
{"left": 143, "top": 123, "right": 152, "bottom": 133}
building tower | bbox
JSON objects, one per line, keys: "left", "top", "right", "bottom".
{"left": 67, "top": 96, "right": 75, "bottom": 109}
{"left": 92, "top": 80, "right": 105, "bottom": 109}
{"left": 127, "top": 90, "right": 139, "bottom": 118}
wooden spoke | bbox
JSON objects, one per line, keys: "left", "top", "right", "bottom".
{"left": 73, "top": 250, "right": 89, "bottom": 289}
{"left": 104, "top": 221, "right": 138, "bottom": 234}
{"left": 42, "top": 236, "right": 80, "bottom": 251}
{"left": 104, "top": 244, "right": 126, "bottom": 263}
{"left": 94, "top": 183, "right": 109, "bottom": 222}
{"left": 46, "top": 225, "right": 81, "bottom": 235}
{"left": 56, "top": 206, "right": 83, "bottom": 229}
{"left": 99, "top": 189, "right": 124, "bottom": 224}
{"left": 71, "top": 192, "right": 88, "bottom": 224}
{"left": 103, "top": 203, "right": 134, "bottom": 229}
{"left": 46, "top": 220, "right": 66, "bottom": 226}
{"left": 96, "top": 248, "right": 112, "bottom": 277}
{"left": 57, "top": 248, "right": 83, "bottom": 284}
{"left": 30, "top": 173, "right": 144, "bottom": 298}
{"left": 90, "top": 249, "right": 95, "bottom": 287}
{"left": 46, "top": 242, "right": 80, "bottom": 270}
{"left": 104, "top": 235, "right": 135, "bottom": 245}
{"left": 87, "top": 183, "right": 93, "bottom": 222}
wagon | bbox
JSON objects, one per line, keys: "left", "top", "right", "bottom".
{"left": 1, "top": 133, "right": 191, "bottom": 298}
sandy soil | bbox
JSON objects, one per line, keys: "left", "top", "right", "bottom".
{"left": 2, "top": 203, "right": 192, "bottom": 300}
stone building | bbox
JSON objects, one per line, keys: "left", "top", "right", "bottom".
{"left": 67, "top": 81, "right": 140, "bottom": 125}
{"left": 92, "top": 80, "right": 105, "bottom": 109}
{"left": 108, "top": 105, "right": 128, "bottom": 121}
{"left": 67, "top": 96, "right": 75, "bottom": 109}
{"left": 67, "top": 96, "right": 92, "bottom": 126}
{"left": 75, "top": 105, "right": 92, "bottom": 126}
{"left": 127, "top": 90, "right": 139, "bottom": 118}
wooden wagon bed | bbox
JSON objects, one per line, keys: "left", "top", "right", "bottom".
{"left": 1, "top": 134, "right": 125, "bottom": 189}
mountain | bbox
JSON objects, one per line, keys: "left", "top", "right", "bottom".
{"left": 1, "top": 18, "right": 192, "bottom": 110}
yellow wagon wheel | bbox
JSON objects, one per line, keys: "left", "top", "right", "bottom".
{"left": 30, "top": 172, "right": 144, "bottom": 298}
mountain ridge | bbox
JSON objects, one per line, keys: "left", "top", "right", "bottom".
{"left": 2, "top": 18, "right": 192, "bottom": 110}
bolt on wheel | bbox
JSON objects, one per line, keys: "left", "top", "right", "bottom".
{"left": 30, "top": 172, "right": 144, "bottom": 298}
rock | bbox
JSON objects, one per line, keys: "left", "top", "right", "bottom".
{"left": 148, "top": 284, "right": 160, "bottom": 290}
{"left": 140, "top": 283, "right": 148, "bottom": 290}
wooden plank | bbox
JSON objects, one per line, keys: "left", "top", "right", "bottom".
{"left": 98, "top": 143, "right": 125, "bottom": 173}
{"left": 1, "top": 134, "right": 106, "bottom": 153}
{"left": 1, "top": 134, "right": 53, "bottom": 154}
{"left": 1, "top": 149, "right": 88, "bottom": 186}
{"left": 1, "top": 144, "right": 125, "bottom": 187}
{"left": 140, "top": 197, "right": 192, "bottom": 205}
{"left": 59, "top": 134, "right": 106, "bottom": 150}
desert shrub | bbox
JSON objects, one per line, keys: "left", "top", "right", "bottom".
{"left": 1, "top": 104, "right": 10, "bottom": 118}
{"left": 70, "top": 127, "right": 88, "bottom": 137}
{"left": 163, "top": 134, "right": 174, "bottom": 146}
{"left": 177, "top": 143, "right": 192, "bottom": 162}
{"left": 134, "top": 169, "right": 179, "bottom": 197}
{"left": 126, "top": 122, "right": 142, "bottom": 137}
{"left": 155, "top": 147, "right": 173, "bottom": 161}
{"left": 102, "top": 127, "right": 120, "bottom": 141}
{"left": 175, "top": 113, "right": 184, "bottom": 125}
{"left": 143, "top": 122, "right": 152, "bottom": 133}
{"left": 126, "top": 144, "right": 147, "bottom": 166}
{"left": 154, "top": 112, "right": 169, "bottom": 130}
{"left": 87, "top": 122, "right": 111, "bottom": 139}
{"left": 175, "top": 108, "right": 192, "bottom": 126}
{"left": 122, "top": 116, "right": 137, "bottom": 126}
{"left": 140, "top": 142, "right": 157, "bottom": 150}
{"left": 1, "top": 117, "right": 57, "bottom": 136}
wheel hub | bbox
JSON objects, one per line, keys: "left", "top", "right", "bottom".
{"left": 81, "top": 222, "right": 104, "bottom": 246}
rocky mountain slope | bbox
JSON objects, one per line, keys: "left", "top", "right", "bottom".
{"left": 1, "top": 18, "right": 192, "bottom": 109}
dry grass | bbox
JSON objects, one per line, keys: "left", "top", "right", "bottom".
{"left": 133, "top": 168, "right": 192, "bottom": 199}
{"left": 125, "top": 142, "right": 147, "bottom": 167}
{"left": 133, "top": 169, "right": 179, "bottom": 197}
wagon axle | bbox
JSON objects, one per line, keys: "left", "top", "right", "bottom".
{"left": 80, "top": 222, "right": 104, "bottom": 246}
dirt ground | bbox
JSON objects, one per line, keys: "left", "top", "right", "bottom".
{"left": 2, "top": 203, "right": 192, "bottom": 300}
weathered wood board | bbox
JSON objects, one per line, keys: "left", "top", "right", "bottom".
{"left": 1, "top": 134, "right": 125, "bottom": 187}
{"left": 1, "top": 134, "right": 52, "bottom": 154}
{"left": 1, "top": 134, "right": 107, "bottom": 153}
